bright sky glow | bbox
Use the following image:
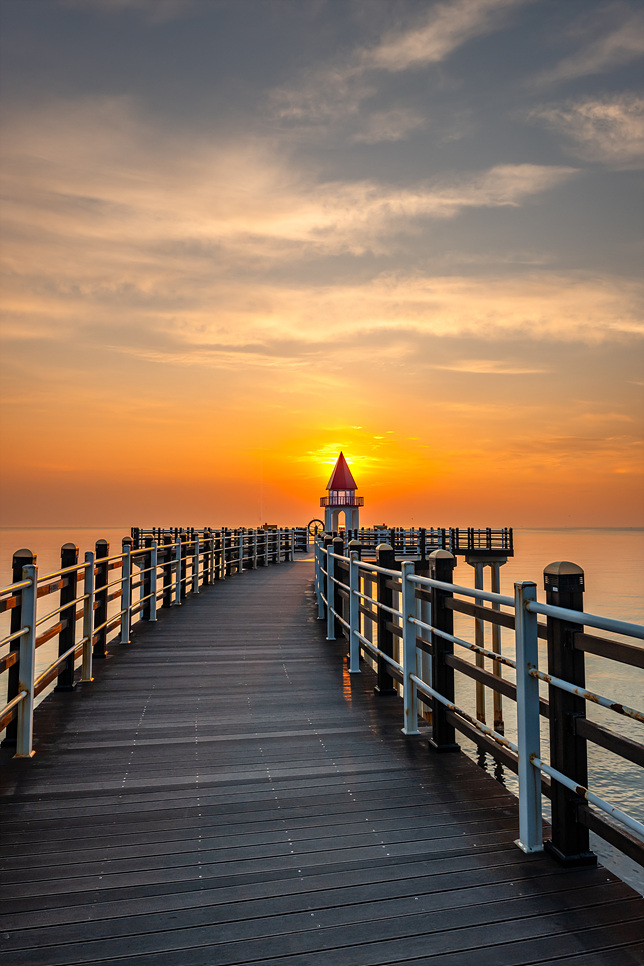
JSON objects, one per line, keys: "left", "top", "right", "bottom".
{"left": 0, "top": 0, "right": 642, "bottom": 526}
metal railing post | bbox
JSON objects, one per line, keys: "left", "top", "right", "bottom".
{"left": 375, "top": 543, "right": 396, "bottom": 696}
{"left": 348, "top": 550, "right": 361, "bottom": 673}
{"left": 543, "top": 561, "right": 596, "bottom": 866}
{"left": 514, "top": 580, "right": 543, "bottom": 853}
{"left": 14, "top": 562, "right": 37, "bottom": 758}
{"left": 162, "top": 533, "right": 173, "bottom": 607}
{"left": 326, "top": 546, "right": 336, "bottom": 641}
{"left": 81, "top": 551, "right": 95, "bottom": 682}
{"left": 193, "top": 534, "right": 201, "bottom": 594}
{"left": 56, "top": 542, "right": 79, "bottom": 691}
{"left": 142, "top": 538, "right": 153, "bottom": 620}
{"left": 314, "top": 540, "right": 323, "bottom": 619}
{"left": 149, "top": 541, "right": 158, "bottom": 621}
{"left": 2, "top": 549, "right": 36, "bottom": 747}
{"left": 428, "top": 549, "right": 460, "bottom": 752}
{"left": 401, "top": 560, "right": 420, "bottom": 735}
{"left": 93, "top": 540, "right": 109, "bottom": 658}
{"left": 174, "top": 536, "right": 182, "bottom": 605}
{"left": 180, "top": 530, "right": 188, "bottom": 601}
{"left": 120, "top": 537, "right": 132, "bottom": 644}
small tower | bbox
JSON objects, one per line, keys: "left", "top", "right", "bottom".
{"left": 320, "top": 452, "right": 363, "bottom": 532}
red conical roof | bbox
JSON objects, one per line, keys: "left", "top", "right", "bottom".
{"left": 326, "top": 452, "right": 357, "bottom": 490}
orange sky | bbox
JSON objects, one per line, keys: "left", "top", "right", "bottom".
{"left": 0, "top": 1, "right": 642, "bottom": 528}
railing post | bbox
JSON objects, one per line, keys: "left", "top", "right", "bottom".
{"left": 202, "top": 529, "right": 212, "bottom": 585}
{"left": 331, "top": 536, "right": 345, "bottom": 638}
{"left": 401, "top": 560, "right": 420, "bottom": 735}
{"left": 162, "top": 533, "right": 173, "bottom": 607}
{"left": 56, "top": 542, "right": 79, "bottom": 691}
{"left": 290, "top": 528, "right": 295, "bottom": 561}
{"left": 238, "top": 530, "right": 244, "bottom": 573}
{"left": 543, "top": 561, "right": 596, "bottom": 866}
{"left": 15, "top": 562, "right": 38, "bottom": 758}
{"left": 93, "top": 540, "right": 109, "bottom": 659}
{"left": 514, "top": 580, "right": 543, "bottom": 853}
{"left": 2, "top": 549, "right": 36, "bottom": 748}
{"left": 81, "top": 551, "right": 95, "bottom": 682}
{"left": 375, "top": 543, "right": 397, "bottom": 696}
{"left": 326, "top": 540, "right": 336, "bottom": 641}
{"left": 348, "top": 545, "right": 361, "bottom": 673}
{"left": 473, "top": 561, "right": 486, "bottom": 723}
{"left": 142, "top": 537, "right": 153, "bottom": 620}
{"left": 428, "top": 549, "right": 460, "bottom": 752}
{"left": 252, "top": 530, "right": 258, "bottom": 569}
{"left": 174, "top": 535, "right": 182, "bottom": 604}
{"left": 179, "top": 530, "right": 188, "bottom": 601}
{"left": 120, "top": 537, "right": 132, "bottom": 644}
{"left": 315, "top": 539, "right": 325, "bottom": 620}
{"left": 490, "top": 562, "right": 505, "bottom": 733}
{"left": 149, "top": 541, "right": 158, "bottom": 621}
{"left": 193, "top": 534, "right": 201, "bottom": 594}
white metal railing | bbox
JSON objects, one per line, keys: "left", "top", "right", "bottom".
{"left": 0, "top": 527, "right": 298, "bottom": 758}
{"left": 314, "top": 538, "right": 644, "bottom": 862}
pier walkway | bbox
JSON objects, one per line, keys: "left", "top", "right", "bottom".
{"left": 1, "top": 557, "right": 643, "bottom": 965}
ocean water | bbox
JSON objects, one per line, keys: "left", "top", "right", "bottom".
{"left": 1, "top": 525, "right": 643, "bottom": 890}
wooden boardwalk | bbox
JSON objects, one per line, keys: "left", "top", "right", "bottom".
{"left": 1, "top": 557, "right": 643, "bottom": 965}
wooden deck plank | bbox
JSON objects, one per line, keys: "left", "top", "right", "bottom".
{"left": 1, "top": 558, "right": 642, "bottom": 964}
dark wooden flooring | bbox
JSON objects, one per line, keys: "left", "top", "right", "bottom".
{"left": 1, "top": 558, "right": 643, "bottom": 965}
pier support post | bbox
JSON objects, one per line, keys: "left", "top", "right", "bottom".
{"left": 93, "top": 540, "right": 109, "bottom": 659}
{"left": 375, "top": 543, "right": 397, "bottom": 696}
{"left": 428, "top": 550, "right": 460, "bottom": 752}
{"left": 2, "top": 549, "right": 36, "bottom": 747}
{"left": 543, "top": 561, "right": 596, "bottom": 866}
{"left": 56, "top": 542, "right": 79, "bottom": 690}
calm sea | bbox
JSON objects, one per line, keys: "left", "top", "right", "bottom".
{"left": 1, "top": 525, "right": 643, "bottom": 891}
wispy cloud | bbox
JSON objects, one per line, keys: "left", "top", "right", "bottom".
{"left": 350, "top": 108, "right": 426, "bottom": 143}
{"left": 434, "top": 359, "right": 550, "bottom": 374}
{"left": 358, "top": 0, "right": 528, "bottom": 73}
{"left": 530, "top": 93, "right": 644, "bottom": 168}
{"left": 0, "top": 96, "right": 577, "bottom": 266}
{"left": 533, "top": 5, "right": 644, "bottom": 87}
{"left": 271, "top": 0, "right": 529, "bottom": 131}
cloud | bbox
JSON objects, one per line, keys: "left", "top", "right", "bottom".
{"left": 0, "top": 96, "right": 577, "bottom": 270}
{"left": 434, "top": 359, "right": 550, "bottom": 374}
{"left": 530, "top": 93, "right": 644, "bottom": 168}
{"left": 534, "top": 6, "right": 644, "bottom": 87}
{"left": 358, "top": 0, "right": 528, "bottom": 73}
{"left": 350, "top": 108, "right": 426, "bottom": 143}
{"left": 271, "top": 0, "right": 529, "bottom": 128}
